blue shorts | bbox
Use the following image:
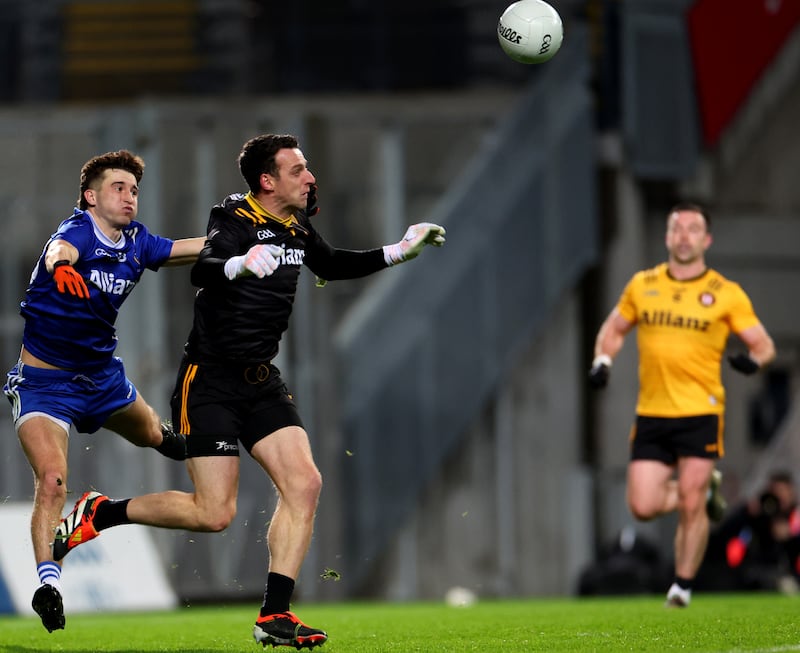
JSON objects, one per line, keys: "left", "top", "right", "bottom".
{"left": 3, "top": 357, "right": 139, "bottom": 435}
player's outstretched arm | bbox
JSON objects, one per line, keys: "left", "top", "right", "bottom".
{"left": 163, "top": 236, "right": 207, "bottom": 267}
{"left": 382, "top": 223, "right": 446, "bottom": 266}
{"left": 306, "top": 221, "right": 445, "bottom": 285}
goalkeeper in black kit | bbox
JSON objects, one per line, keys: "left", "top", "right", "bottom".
{"left": 54, "top": 133, "right": 445, "bottom": 649}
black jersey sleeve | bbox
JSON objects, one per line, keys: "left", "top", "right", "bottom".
{"left": 303, "top": 226, "right": 388, "bottom": 281}
{"left": 190, "top": 207, "right": 248, "bottom": 288}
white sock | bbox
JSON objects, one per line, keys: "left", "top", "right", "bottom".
{"left": 37, "top": 561, "right": 62, "bottom": 591}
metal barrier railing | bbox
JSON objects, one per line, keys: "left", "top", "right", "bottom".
{"left": 335, "top": 27, "right": 599, "bottom": 589}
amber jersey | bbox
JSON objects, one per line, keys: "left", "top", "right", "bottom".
{"left": 617, "top": 263, "right": 761, "bottom": 417}
{"left": 186, "top": 192, "right": 387, "bottom": 365}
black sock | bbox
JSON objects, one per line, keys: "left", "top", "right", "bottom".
{"left": 260, "top": 572, "right": 295, "bottom": 615}
{"left": 675, "top": 576, "right": 693, "bottom": 591}
{"left": 156, "top": 426, "right": 187, "bottom": 461}
{"left": 93, "top": 499, "right": 132, "bottom": 532}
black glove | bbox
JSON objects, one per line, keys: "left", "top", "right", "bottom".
{"left": 728, "top": 353, "right": 759, "bottom": 375}
{"left": 306, "top": 184, "right": 319, "bottom": 217}
{"left": 588, "top": 355, "right": 611, "bottom": 389}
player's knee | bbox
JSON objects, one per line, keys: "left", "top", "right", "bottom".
{"left": 628, "top": 498, "right": 656, "bottom": 521}
{"left": 300, "top": 468, "right": 323, "bottom": 505}
{"left": 199, "top": 503, "right": 237, "bottom": 532}
{"left": 275, "top": 467, "right": 322, "bottom": 519}
{"left": 293, "top": 470, "right": 322, "bottom": 518}
{"left": 630, "top": 507, "right": 655, "bottom": 522}
{"left": 678, "top": 492, "right": 705, "bottom": 516}
{"left": 38, "top": 470, "right": 68, "bottom": 502}
{"left": 310, "top": 468, "right": 323, "bottom": 495}
{"left": 145, "top": 422, "right": 163, "bottom": 448}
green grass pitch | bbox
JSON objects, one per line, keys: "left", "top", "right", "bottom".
{"left": 0, "top": 593, "right": 798, "bottom": 652}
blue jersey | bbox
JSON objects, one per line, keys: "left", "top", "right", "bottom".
{"left": 20, "top": 209, "right": 174, "bottom": 370}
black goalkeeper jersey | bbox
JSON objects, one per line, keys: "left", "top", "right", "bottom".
{"left": 185, "top": 192, "right": 387, "bottom": 365}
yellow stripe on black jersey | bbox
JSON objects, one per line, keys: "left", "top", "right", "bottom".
{"left": 228, "top": 191, "right": 300, "bottom": 230}
{"left": 617, "top": 263, "right": 761, "bottom": 417}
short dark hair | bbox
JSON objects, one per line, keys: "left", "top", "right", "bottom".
{"left": 238, "top": 134, "right": 299, "bottom": 193}
{"left": 78, "top": 150, "right": 144, "bottom": 210}
{"left": 668, "top": 201, "right": 711, "bottom": 231}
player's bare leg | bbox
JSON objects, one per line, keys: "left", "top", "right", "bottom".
{"left": 665, "top": 457, "right": 715, "bottom": 607}
{"left": 673, "top": 458, "right": 714, "bottom": 577}
{"left": 253, "top": 426, "right": 322, "bottom": 578}
{"left": 626, "top": 459, "right": 678, "bottom": 520}
{"left": 130, "top": 456, "right": 241, "bottom": 530}
{"left": 17, "top": 417, "right": 68, "bottom": 631}
{"left": 54, "top": 456, "right": 241, "bottom": 562}
{"left": 250, "top": 426, "right": 326, "bottom": 648}
{"left": 104, "top": 394, "right": 187, "bottom": 460}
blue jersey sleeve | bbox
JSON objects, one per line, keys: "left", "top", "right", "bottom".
{"left": 132, "top": 222, "right": 174, "bottom": 271}
{"left": 51, "top": 210, "right": 94, "bottom": 257}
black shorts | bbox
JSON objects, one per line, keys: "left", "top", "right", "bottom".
{"left": 629, "top": 414, "right": 724, "bottom": 464}
{"left": 170, "top": 358, "right": 304, "bottom": 458}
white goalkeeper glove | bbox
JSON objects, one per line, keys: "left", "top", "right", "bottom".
{"left": 382, "top": 223, "right": 446, "bottom": 266}
{"left": 224, "top": 244, "right": 284, "bottom": 280}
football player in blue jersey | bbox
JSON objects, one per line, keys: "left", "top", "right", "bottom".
{"left": 54, "top": 134, "right": 445, "bottom": 648}
{"left": 3, "top": 149, "right": 205, "bottom": 633}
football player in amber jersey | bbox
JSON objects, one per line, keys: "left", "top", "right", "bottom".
{"left": 55, "top": 134, "right": 446, "bottom": 648}
{"left": 588, "top": 202, "right": 775, "bottom": 608}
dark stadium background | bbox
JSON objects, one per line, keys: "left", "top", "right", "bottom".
{"left": 0, "top": 0, "right": 798, "bottom": 609}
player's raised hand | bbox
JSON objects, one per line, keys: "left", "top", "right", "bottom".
{"left": 52, "top": 260, "right": 90, "bottom": 299}
{"left": 306, "top": 184, "right": 320, "bottom": 217}
{"left": 224, "top": 244, "right": 284, "bottom": 280}
{"left": 383, "top": 223, "right": 446, "bottom": 266}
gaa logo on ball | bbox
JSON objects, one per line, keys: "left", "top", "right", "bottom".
{"left": 497, "top": 0, "right": 564, "bottom": 64}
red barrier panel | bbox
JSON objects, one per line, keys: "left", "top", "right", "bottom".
{"left": 688, "top": 0, "right": 800, "bottom": 145}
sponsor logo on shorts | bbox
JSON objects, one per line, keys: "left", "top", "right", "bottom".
{"left": 216, "top": 441, "right": 239, "bottom": 452}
